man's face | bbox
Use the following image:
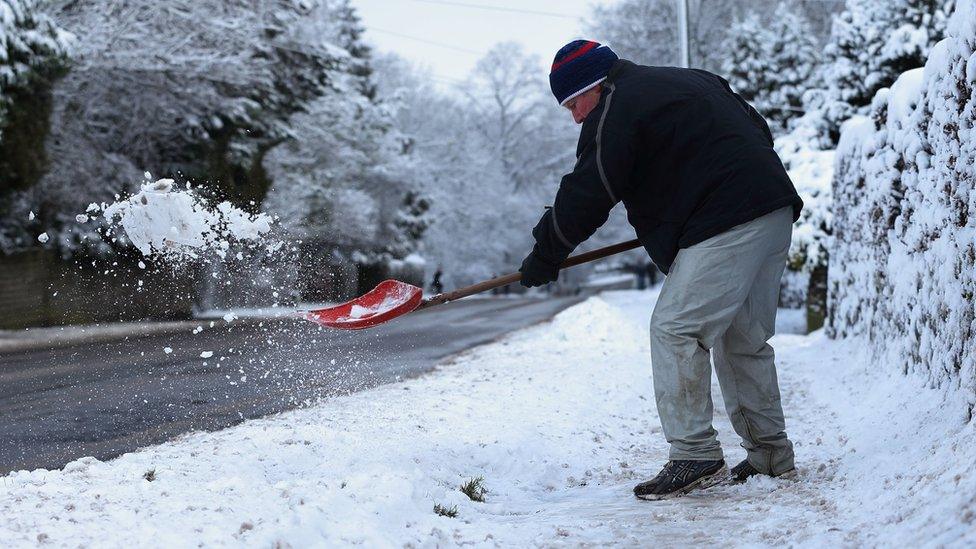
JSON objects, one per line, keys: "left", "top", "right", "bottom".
{"left": 564, "top": 85, "right": 603, "bottom": 124}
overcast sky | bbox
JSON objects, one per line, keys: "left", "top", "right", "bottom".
{"left": 352, "top": 0, "right": 611, "bottom": 85}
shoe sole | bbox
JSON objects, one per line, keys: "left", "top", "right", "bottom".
{"left": 777, "top": 468, "right": 798, "bottom": 480}
{"left": 635, "top": 464, "right": 730, "bottom": 501}
{"left": 729, "top": 467, "right": 799, "bottom": 485}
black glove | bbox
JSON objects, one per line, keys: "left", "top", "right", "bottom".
{"left": 519, "top": 250, "right": 560, "bottom": 288}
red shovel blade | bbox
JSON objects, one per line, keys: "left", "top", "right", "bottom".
{"left": 302, "top": 279, "right": 423, "bottom": 330}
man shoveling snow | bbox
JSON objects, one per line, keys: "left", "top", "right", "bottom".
{"left": 518, "top": 40, "right": 804, "bottom": 500}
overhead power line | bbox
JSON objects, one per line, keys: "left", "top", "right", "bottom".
{"left": 365, "top": 26, "right": 485, "bottom": 55}
{"left": 409, "top": 0, "right": 577, "bottom": 20}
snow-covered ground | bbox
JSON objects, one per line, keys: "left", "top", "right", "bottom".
{"left": 1, "top": 290, "right": 973, "bottom": 547}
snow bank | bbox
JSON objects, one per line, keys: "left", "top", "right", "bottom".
{"left": 100, "top": 177, "right": 273, "bottom": 260}
{"left": 830, "top": 2, "right": 976, "bottom": 409}
{"left": 1, "top": 291, "right": 972, "bottom": 546}
{"left": 0, "top": 293, "right": 648, "bottom": 546}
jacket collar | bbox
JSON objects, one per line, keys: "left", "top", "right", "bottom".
{"left": 606, "top": 59, "right": 634, "bottom": 84}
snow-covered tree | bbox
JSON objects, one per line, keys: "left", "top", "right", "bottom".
{"left": 462, "top": 42, "right": 573, "bottom": 193}
{"left": 587, "top": 0, "right": 677, "bottom": 67}
{"left": 369, "top": 48, "right": 585, "bottom": 288}
{"left": 775, "top": 122, "right": 835, "bottom": 328}
{"left": 0, "top": 0, "right": 70, "bottom": 205}
{"left": 329, "top": 0, "right": 375, "bottom": 99}
{"left": 722, "top": 14, "right": 770, "bottom": 110}
{"left": 683, "top": 0, "right": 750, "bottom": 72}
{"left": 264, "top": 15, "right": 434, "bottom": 272}
{"left": 586, "top": 0, "right": 836, "bottom": 73}
{"left": 263, "top": 79, "right": 434, "bottom": 270}
{"left": 386, "top": 191, "right": 431, "bottom": 260}
{"left": 809, "top": 0, "right": 954, "bottom": 144}
{"left": 723, "top": 4, "right": 820, "bottom": 134}
{"left": 0, "top": 0, "right": 361, "bottom": 254}
{"left": 51, "top": 0, "right": 345, "bottom": 171}
{"left": 0, "top": 0, "right": 69, "bottom": 131}
{"left": 764, "top": 4, "right": 821, "bottom": 132}
{"left": 263, "top": 90, "right": 397, "bottom": 242}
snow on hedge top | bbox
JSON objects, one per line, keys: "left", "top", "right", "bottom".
{"left": 886, "top": 68, "right": 924, "bottom": 133}
{"left": 101, "top": 178, "right": 272, "bottom": 259}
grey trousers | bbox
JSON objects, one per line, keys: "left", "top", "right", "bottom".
{"left": 650, "top": 206, "right": 795, "bottom": 475}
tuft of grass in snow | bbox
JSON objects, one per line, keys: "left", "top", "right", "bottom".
{"left": 433, "top": 503, "right": 458, "bottom": 518}
{"left": 459, "top": 476, "right": 487, "bottom": 502}
{"left": 143, "top": 469, "right": 156, "bottom": 482}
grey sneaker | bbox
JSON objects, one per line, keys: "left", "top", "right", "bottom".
{"left": 730, "top": 459, "right": 797, "bottom": 483}
{"left": 633, "top": 459, "right": 727, "bottom": 500}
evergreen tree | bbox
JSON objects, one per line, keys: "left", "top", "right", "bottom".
{"left": 586, "top": 0, "right": 742, "bottom": 72}
{"left": 764, "top": 3, "right": 820, "bottom": 132}
{"left": 387, "top": 191, "right": 431, "bottom": 259}
{"left": 0, "top": 0, "right": 70, "bottom": 199}
{"left": 0, "top": 0, "right": 379, "bottom": 254}
{"left": 882, "top": 0, "right": 954, "bottom": 77}
{"left": 264, "top": 2, "right": 433, "bottom": 264}
{"left": 330, "top": 0, "right": 376, "bottom": 99}
{"left": 812, "top": 0, "right": 953, "bottom": 144}
{"left": 722, "top": 5, "right": 820, "bottom": 134}
{"left": 0, "top": 0, "right": 70, "bottom": 133}
{"left": 722, "top": 14, "right": 770, "bottom": 110}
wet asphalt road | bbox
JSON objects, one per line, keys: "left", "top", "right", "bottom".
{"left": 0, "top": 296, "right": 582, "bottom": 474}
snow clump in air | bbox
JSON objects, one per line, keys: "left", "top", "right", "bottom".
{"left": 99, "top": 178, "right": 274, "bottom": 260}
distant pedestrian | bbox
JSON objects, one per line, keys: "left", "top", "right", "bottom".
{"left": 431, "top": 268, "right": 443, "bottom": 295}
{"left": 634, "top": 261, "right": 648, "bottom": 290}
{"left": 518, "top": 40, "right": 803, "bottom": 499}
{"left": 645, "top": 261, "right": 658, "bottom": 288}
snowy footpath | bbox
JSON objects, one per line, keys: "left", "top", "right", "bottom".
{"left": 1, "top": 290, "right": 973, "bottom": 547}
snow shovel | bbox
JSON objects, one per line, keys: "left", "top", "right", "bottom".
{"left": 303, "top": 239, "right": 642, "bottom": 330}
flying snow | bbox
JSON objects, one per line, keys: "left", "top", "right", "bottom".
{"left": 100, "top": 179, "right": 273, "bottom": 259}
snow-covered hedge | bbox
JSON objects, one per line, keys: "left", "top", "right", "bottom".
{"left": 829, "top": 2, "right": 975, "bottom": 407}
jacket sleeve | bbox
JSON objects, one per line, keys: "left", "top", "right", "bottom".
{"left": 530, "top": 87, "right": 637, "bottom": 265}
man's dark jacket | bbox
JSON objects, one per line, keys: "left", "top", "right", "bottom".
{"left": 530, "top": 59, "right": 803, "bottom": 275}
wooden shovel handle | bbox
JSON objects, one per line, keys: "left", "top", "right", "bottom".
{"left": 418, "top": 238, "right": 642, "bottom": 310}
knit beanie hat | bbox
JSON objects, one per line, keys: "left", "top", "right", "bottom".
{"left": 549, "top": 40, "right": 618, "bottom": 106}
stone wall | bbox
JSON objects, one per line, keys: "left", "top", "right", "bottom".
{"left": 0, "top": 251, "right": 197, "bottom": 329}
{"left": 0, "top": 245, "right": 419, "bottom": 328}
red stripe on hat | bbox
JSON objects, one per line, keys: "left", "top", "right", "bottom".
{"left": 551, "top": 41, "right": 599, "bottom": 72}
